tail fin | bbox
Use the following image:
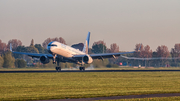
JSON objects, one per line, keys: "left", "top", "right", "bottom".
{"left": 82, "top": 32, "right": 90, "bottom": 54}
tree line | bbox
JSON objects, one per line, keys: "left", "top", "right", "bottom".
{"left": 0, "top": 37, "right": 180, "bottom": 68}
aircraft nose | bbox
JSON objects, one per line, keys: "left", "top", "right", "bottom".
{"left": 47, "top": 45, "right": 52, "bottom": 54}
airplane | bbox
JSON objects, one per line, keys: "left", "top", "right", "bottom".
{"left": 11, "top": 32, "right": 138, "bottom": 71}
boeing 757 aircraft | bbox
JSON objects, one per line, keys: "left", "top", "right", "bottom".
{"left": 11, "top": 32, "right": 137, "bottom": 71}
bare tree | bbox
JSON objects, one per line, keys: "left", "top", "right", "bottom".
{"left": 42, "top": 38, "right": 52, "bottom": 48}
{"left": 58, "top": 37, "right": 66, "bottom": 45}
{"left": 174, "top": 43, "right": 180, "bottom": 54}
{"left": 142, "top": 45, "right": 152, "bottom": 58}
{"left": 156, "top": 45, "right": 170, "bottom": 57}
{"left": 0, "top": 40, "right": 7, "bottom": 54}
{"left": 110, "top": 43, "right": 119, "bottom": 53}
{"left": 42, "top": 37, "right": 66, "bottom": 48}
{"left": 156, "top": 45, "right": 170, "bottom": 66}
{"left": 7, "top": 39, "right": 22, "bottom": 51}
{"left": 142, "top": 45, "right": 152, "bottom": 67}
{"left": 108, "top": 43, "right": 119, "bottom": 65}
{"left": 135, "top": 43, "right": 144, "bottom": 52}
{"left": 171, "top": 43, "right": 180, "bottom": 64}
{"left": 134, "top": 43, "right": 144, "bottom": 57}
{"left": 133, "top": 44, "right": 152, "bottom": 67}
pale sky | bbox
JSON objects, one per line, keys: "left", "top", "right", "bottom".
{"left": 0, "top": 0, "right": 180, "bottom": 51}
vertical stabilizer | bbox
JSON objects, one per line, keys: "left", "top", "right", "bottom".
{"left": 82, "top": 32, "right": 90, "bottom": 54}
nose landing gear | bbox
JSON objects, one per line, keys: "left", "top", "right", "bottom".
{"left": 53, "top": 54, "right": 57, "bottom": 64}
{"left": 55, "top": 57, "right": 61, "bottom": 72}
{"left": 79, "top": 67, "right": 85, "bottom": 71}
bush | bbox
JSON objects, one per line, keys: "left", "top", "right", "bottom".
{"left": 0, "top": 55, "right": 4, "bottom": 67}
{"left": 92, "top": 60, "right": 102, "bottom": 68}
{"left": 15, "top": 59, "right": 26, "bottom": 68}
{"left": 3, "top": 51, "right": 15, "bottom": 68}
{"left": 43, "top": 60, "right": 55, "bottom": 68}
{"left": 106, "top": 63, "right": 119, "bottom": 68}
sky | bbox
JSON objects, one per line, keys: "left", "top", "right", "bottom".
{"left": 0, "top": 0, "right": 180, "bottom": 51}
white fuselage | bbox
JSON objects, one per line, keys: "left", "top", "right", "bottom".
{"left": 47, "top": 41, "right": 85, "bottom": 57}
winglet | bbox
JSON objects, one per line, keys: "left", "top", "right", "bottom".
{"left": 10, "top": 43, "right": 12, "bottom": 52}
{"left": 82, "top": 32, "right": 90, "bottom": 54}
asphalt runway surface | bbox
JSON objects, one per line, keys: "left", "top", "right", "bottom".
{"left": 41, "top": 93, "right": 180, "bottom": 101}
{"left": 1, "top": 69, "right": 180, "bottom": 73}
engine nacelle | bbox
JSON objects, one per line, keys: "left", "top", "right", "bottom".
{"left": 83, "top": 55, "right": 93, "bottom": 64}
{"left": 40, "top": 55, "right": 50, "bottom": 64}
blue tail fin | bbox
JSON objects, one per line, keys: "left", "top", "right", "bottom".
{"left": 82, "top": 32, "right": 90, "bottom": 54}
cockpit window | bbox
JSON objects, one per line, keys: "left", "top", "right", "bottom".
{"left": 48, "top": 44, "right": 57, "bottom": 47}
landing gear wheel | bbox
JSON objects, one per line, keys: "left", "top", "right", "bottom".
{"left": 83, "top": 67, "right": 85, "bottom": 71}
{"left": 56, "top": 67, "right": 61, "bottom": 72}
{"left": 79, "top": 67, "right": 85, "bottom": 71}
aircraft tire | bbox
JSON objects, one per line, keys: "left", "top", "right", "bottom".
{"left": 56, "top": 67, "right": 61, "bottom": 72}
{"left": 79, "top": 67, "right": 85, "bottom": 71}
{"left": 79, "top": 67, "right": 82, "bottom": 71}
{"left": 82, "top": 67, "right": 85, "bottom": 71}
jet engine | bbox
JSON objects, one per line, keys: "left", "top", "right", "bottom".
{"left": 40, "top": 55, "right": 50, "bottom": 64}
{"left": 83, "top": 55, "right": 93, "bottom": 64}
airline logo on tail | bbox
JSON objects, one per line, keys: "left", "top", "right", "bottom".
{"left": 82, "top": 32, "right": 90, "bottom": 54}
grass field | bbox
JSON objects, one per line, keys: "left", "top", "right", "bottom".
{"left": 0, "top": 72, "right": 180, "bottom": 100}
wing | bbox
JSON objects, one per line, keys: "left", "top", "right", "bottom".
{"left": 72, "top": 44, "right": 141, "bottom": 60}
{"left": 90, "top": 51, "right": 135, "bottom": 59}
{"left": 12, "top": 51, "right": 53, "bottom": 59}
{"left": 72, "top": 51, "right": 135, "bottom": 60}
{"left": 121, "top": 55, "right": 180, "bottom": 60}
{"left": 12, "top": 51, "right": 77, "bottom": 63}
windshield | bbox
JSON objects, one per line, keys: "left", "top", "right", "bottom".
{"left": 48, "top": 44, "right": 57, "bottom": 47}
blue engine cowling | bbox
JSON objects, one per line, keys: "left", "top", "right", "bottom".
{"left": 40, "top": 55, "right": 50, "bottom": 64}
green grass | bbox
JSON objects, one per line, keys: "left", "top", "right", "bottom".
{"left": 0, "top": 72, "right": 180, "bottom": 100}
{"left": 98, "top": 96, "right": 180, "bottom": 101}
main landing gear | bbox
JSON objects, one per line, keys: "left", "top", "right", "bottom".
{"left": 79, "top": 67, "right": 85, "bottom": 71}
{"left": 56, "top": 67, "right": 61, "bottom": 72}
{"left": 54, "top": 56, "right": 85, "bottom": 71}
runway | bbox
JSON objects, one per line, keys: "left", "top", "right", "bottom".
{"left": 1, "top": 69, "right": 180, "bottom": 73}
{"left": 41, "top": 93, "right": 180, "bottom": 101}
